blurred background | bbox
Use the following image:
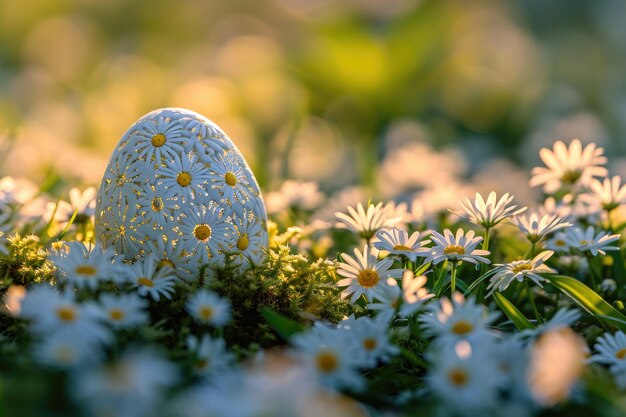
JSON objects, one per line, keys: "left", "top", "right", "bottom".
{"left": 2, "top": 0, "right": 626, "bottom": 206}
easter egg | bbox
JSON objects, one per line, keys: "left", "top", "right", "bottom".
{"left": 95, "top": 108, "right": 268, "bottom": 280}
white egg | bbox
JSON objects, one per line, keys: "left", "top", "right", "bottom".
{"left": 95, "top": 108, "right": 268, "bottom": 280}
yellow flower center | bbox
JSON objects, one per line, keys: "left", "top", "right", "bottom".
{"left": 137, "top": 277, "right": 154, "bottom": 287}
{"left": 554, "top": 239, "right": 566, "bottom": 247}
{"left": 109, "top": 309, "right": 125, "bottom": 321}
{"left": 447, "top": 367, "right": 469, "bottom": 386}
{"left": 56, "top": 306, "right": 76, "bottom": 322}
{"left": 451, "top": 320, "right": 474, "bottom": 335}
{"left": 315, "top": 350, "right": 338, "bottom": 373}
{"left": 237, "top": 234, "right": 249, "bottom": 251}
{"left": 196, "top": 358, "right": 209, "bottom": 369}
{"left": 116, "top": 173, "right": 127, "bottom": 187}
{"left": 199, "top": 306, "right": 214, "bottom": 321}
{"left": 157, "top": 259, "right": 175, "bottom": 270}
{"left": 363, "top": 338, "right": 377, "bottom": 351}
{"left": 616, "top": 348, "right": 626, "bottom": 359}
{"left": 579, "top": 240, "right": 589, "bottom": 245}
{"left": 444, "top": 245, "right": 466, "bottom": 255}
{"left": 224, "top": 172, "right": 237, "bottom": 187}
{"left": 54, "top": 346, "right": 75, "bottom": 364}
{"left": 511, "top": 263, "right": 532, "bottom": 274}
{"left": 75, "top": 265, "right": 97, "bottom": 276}
{"left": 393, "top": 245, "right": 412, "bottom": 251}
{"left": 151, "top": 197, "right": 163, "bottom": 212}
{"left": 357, "top": 269, "right": 379, "bottom": 288}
{"left": 561, "top": 169, "right": 582, "bottom": 184}
{"left": 177, "top": 172, "right": 192, "bottom": 187}
{"left": 151, "top": 133, "right": 166, "bottom": 147}
{"left": 194, "top": 224, "right": 212, "bottom": 241}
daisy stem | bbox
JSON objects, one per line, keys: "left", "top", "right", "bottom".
{"left": 450, "top": 262, "right": 458, "bottom": 294}
{"left": 585, "top": 252, "right": 599, "bottom": 290}
{"left": 476, "top": 227, "right": 491, "bottom": 301}
{"left": 525, "top": 280, "right": 542, "bottom": 324}
{"left": 607, "top": 209, "right": 614, "bottom": 232}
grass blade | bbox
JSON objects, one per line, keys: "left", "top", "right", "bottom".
{"left": 493, "top": 291, "right": 534, "bottom": 330}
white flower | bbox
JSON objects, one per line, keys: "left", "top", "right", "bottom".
{"left": 125, "top": 256, "right": 178, "bottom": 301}
{"left": 335, "top": 202, "right": 400, "bottom": 240}
{"left": 130, "top": 115, "right": 186, "bottom": 166}
{"left": 337, "top": 316, "right": 399, "bottom": 368}
{"left": 97, "top": 293, "right": 148, "bottom": 329}
{"left": 208, "top": 153, "right": 256, "bottom": 205}
{"left": 33, "top": 332, "right": 102, "bottom": 370}
{"left": 590, "top": 331, "right": 626, "bottom": 368}
{"left": 291, "top": 324, "right": 365, "bottom": 391}
{"left": 135, "top": 182, "right": 176, "bottom": 229}
{"left": 419, "top": 292, "right": 498, "bottom": 345}
{"left": 229, "top": 208, "right": 266, "bottom": 268}
{"left": 520, "top": 309, "right": 582, "bottom": 339}
{"left": 336, "top": 245, "right": 402, "bottom": 303}
{"left": 530, "top": 139, "right": 608, "bottom": 193}
{"left": 180, "top": 204, "right": 234, "bottom": 264}
{"left": 157, "top": 152, "right": 210, "bottom": 203}
{"left": 560, "top": 226, "right": 620, "bottom": 256}
{"left": 373, "top": 227, "right": 430, "bottom": 261}
{"left": 457, "top": 191, "right": 526, "bottom": 229}
{"left": 186, "top": 290, "right": 231, "bottom": 327}
{"left": 97, "top": 196, "right": 143, "bottom": 258}
{"left": 266, "top": 180, "right": 325, "bottom": 214}
{"left": 511, "top": 213, "right": 572, "bottom": 243}
{"left": 428, "top": 343, "right": 502, "bottom": 415}
{"left": 582, "top": 175, "right": 626, "bottom": 212}
{"left": 100, "top": 150, "right": 144, "bottom": 200}
{"left": 19, "top": 285, "right": 110, "bottom": 343}
{"left": 145, "top": 236, "right": 194, "bottom": 281}
{"left": 367, "top": 271, "right": 433, "bottom": 320}
{"left": 50, "top": 242, "right": 116, "bottom": 290}
{"left": 72, "top": 349, "right": 178, "bottom": 417}
{"left": 426, "top": 229, "right": 491, "bottom": 265}
{"left": 187, "top": 334, "right": 234, "bottom": 376}
{"left": 486, "top": 251, "right": 557, "bottom": 295}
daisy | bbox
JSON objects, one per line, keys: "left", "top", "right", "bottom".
{"left": 135, "top": 182, "right": 176, "bottom": 230}
{"left": 335, "top": 202, "right": 400, "bottom": 241}
{"left": 146, "top": 236, "right": 194, "bottom": 281}
{"left": 48, "top": 187, "right": 98, "bottom": 227}
{"left": 96, "top": 196, "right": 143, "bottom": 258}
{"left": 428, "top": 343, "right": 501, "bottom": 416}
{"left": 336, "top": 244, "right": 402, "bottom": 303}
{"left": 157, "top": 152, "right": 211, "bottom": 203}
{"left": 291, "top": 324, "right": 365, "bottom": 391}
{"left": 590, "top": 331, "right": 626, "bottom": 368}
{"left": 337, "top": 316, "right": 399, "bottom": 368}
{"left": 520, "top": 309, "right": 582, "bottom": 339}
{"left": 367, "top": 271, "right": 433, "bottom": 321}
{"left": 100, "top": 150, "right": 144, "bottom": 200}
{"left": 179, "top": 204, "right": 234, "bottom": 264}
{"left": 96, "top": 293, "right": 148, "bottom": 329}
{"left": 130, "top": 115, "right": 186, "bottom": 166}
{"left": 561, "top": 226, "right": 620, "bottom": 256}
{"left": 19, "top": 285, "right": 110, "bottom": 343}
{"left": 265, "top": 180, "right": 325, "bottom": 215}
{"left": 208, "top": 152, "right": 256, "bottom": 205}
{"left": 426, "top": 229, "right": 491, "bottom": 265}
{"left": 33, "top": 332, "right": 102, "bottom": 370}
{"left": 511, "top": 213, "right": 572, "bottom": 243}
{"left": 486, "top": 251, "right": 557, "bottom": 295}
{"left": 373, "top": 227, "right": 430, "bottom": 261}
{"left": 457, "top": 191, "right": 527, "bottom": 229}
{"left": 530, "top": 139, "right": 608, "bottom": 193}
{"left": 72, "top": 349, "right": 178, "bottom": 417}
{"left": 582, "top": 175, "right": 626, "bottom": 212}
{"left": 187, "top": 334, "right": 234, "bottom": 376}
{"left": 186, "top": 290, "right": 231, "bottom": 327}
{"left": 229, "top": 209, "right": 266, "bottom": 268}
{"left": 125, "top": 256, "right": 178, "bottom": 301}
{"left": 183, "top": 117, "right": 231, "bottom": 157}
{"left": 50, "top": 242, "right": 116, "bottom": 290}
{"left": 419, "top": 292, "right": 499, "bottom": 346}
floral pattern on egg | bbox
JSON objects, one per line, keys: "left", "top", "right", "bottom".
{"left": 95, "top": 108, "right": 268, "bottom": 280}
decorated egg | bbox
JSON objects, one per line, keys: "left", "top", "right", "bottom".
{"left": 95, "top": 108, "right": 268, "bottom": 280}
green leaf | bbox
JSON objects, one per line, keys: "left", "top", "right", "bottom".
{"left": 545, "top": 274, "right": 626, "bottom": 332}
{"left": 463, "top": 269, "right": 498, "bottom": 296}
{"left": 261, "top": 308, "right": 305, "bottom": 340}
{"left": 493, "top": 291, "right": 534, "bottom": 330}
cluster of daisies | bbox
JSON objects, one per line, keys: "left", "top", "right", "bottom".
{"left": 3, "top": 139, "right": 626, "bottom": 416}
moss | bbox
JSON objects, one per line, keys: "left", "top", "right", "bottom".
{"left": 0, "top": 234, "right": 55, "bottom": 291}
